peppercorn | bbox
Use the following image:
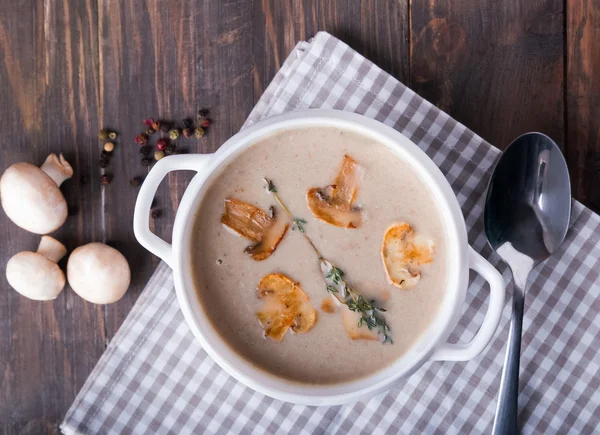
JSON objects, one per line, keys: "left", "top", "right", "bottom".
{"left": 135, "top": 133, "right": 148, "bottom": 145}
{"left": 156, "top": 138, "right": 169, "bottom": 151}
{"left": 194, "top": 127, "right": 205, "bottom": 138}
{"left": 100, "top": 174, "right": 112, "bottom": 185}
{"left": 140, "top": 157, "right": 153, "bottom": 167}
{"left": 139, "top": 145, "right": 152, "bottom": 157}
{"left": 68, "top": 205, "right": 79, "bottom": 216}
{"left": 103, "top": 142, "right": 115, "bottom": 153}
{"left": 101, "top": 150, "right": 112, "bottom": 159}
{"left": 150, "top": 208, "right": 162, "bottom": 219}
{"left": 143, "top": 118, "right": 154, "bottom": 128}
{"left": 182, "top": 118, "right": 193, "bottom": 129}
{"left": 200, "top": 118, "right": 211, "bottom": 128}
{"left": 174, "top": 148, "right": 189, "bottom": 154}
{"left": 154, "top": 150, "right": 165, "bottom": 161}
{"left": 130, "top": 176, "right": 142, "bottom": 187}
{"left": 169, "top": 129, "right": 180, "bottom": 140}
{"left": 159, "top": 122, "right": 171, "bottom": 134}
{"left": 108, "top": 131, "right": 117, "bottom": 140}
{"left": 198, "top": 108, "right": 209, "bottom": 117}
{"left": 164, "top": 145, "right": 176, "bottom": 155}
{"left": 182, "top": 127, "right": 193, "bottom": 138}
{"left": 146, "top": 128, "right": 156, "bottom": 136}
{"left": 98, "top": 129, "right": 110, "bottom": 140}
{"left": 99, "top": 156, "right": 110, "bottom": 168}
{"left": 151, "top": 121, "right": 161, "bottom": 131}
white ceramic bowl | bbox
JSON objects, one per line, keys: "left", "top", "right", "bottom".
{"left": 133, "top": 110, "right": 505, "bottom": 405}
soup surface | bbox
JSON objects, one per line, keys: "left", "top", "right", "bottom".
{"left": 191, "top": 126, "right": 448, "bottom": 384}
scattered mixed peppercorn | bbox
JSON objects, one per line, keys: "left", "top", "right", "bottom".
{"left": 95, "top": 110, "right": 212, "bottom": 190}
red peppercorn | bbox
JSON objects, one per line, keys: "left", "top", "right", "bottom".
{"left": 182, "top": 127, "right": 193, "bottom": 138}
{"left": 135, "top": 133, "right": 149, "bottom": 145}
{"left": 201, "top": 118, "right": 211, "bottom": 128}
{"left": 143, "top": 118, "right": 155, "bottom": 128}
{"left": 156, "top": 138, "right": 169, "bottom": 151}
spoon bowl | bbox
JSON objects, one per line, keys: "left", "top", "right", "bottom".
{"left": 485, "top": 132, "right": 571, "bottom": 435}
{"left": 485, "top": 132, "right": 571, "bottom": 263}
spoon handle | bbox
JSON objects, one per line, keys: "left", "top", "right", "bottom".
{"left": 492, "top": 286, "right": 525, "bottom": 435}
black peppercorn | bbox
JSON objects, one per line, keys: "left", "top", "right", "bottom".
{"left": 101, "top": 149, "right": 112, "bottom": 158}
{"left": 146, "top": 128, "right": 155, "bottom": 136}
{"left": 130, "top": 176, "right": 142, "bottom": 187}
{"left": 159, "top": 122, "right": 171, "bottom": 134}
{"left": 182, "top": 118, "right": 193, "bottom": 129}
{"left": 140, "top": 146, "right": 152, "bottom": 157}
{"left": 99, "top": 157, "right": 110, "bottom": 168}
{"left": 140, "top": 157, "right": 152, "bottom": 167}
{"left": 198, "top": 108, "right": 209, "bottom": 117}
{"left": 164, "top": 145, "right": 176, "bottom": 155}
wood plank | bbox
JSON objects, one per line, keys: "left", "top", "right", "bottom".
{"left": 253, "top": 0, "right": 410, "bottom": 100}
{"left": 97, "top": 0, "right": 256, "bottom": 338}
{"left": 566, "top": 0, "right": 600, "bottom": 212}
{"left": 409, "top": 0, "right": 564, "bottom": 150}
{"left": 0, "top": 1, "right": 102, "bottom": 433}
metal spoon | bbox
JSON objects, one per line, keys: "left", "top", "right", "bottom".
{"left": 484, "top": 132, "right": 571, "bottom": 435}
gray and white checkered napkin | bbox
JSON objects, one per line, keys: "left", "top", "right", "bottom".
{"left": 62, "top": 32, "right": 600, "bottom": 434}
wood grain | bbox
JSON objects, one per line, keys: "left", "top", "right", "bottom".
{"left": 566, "top": 0, "right": 600, "bottom": 211}
{"left": 410, "top": 0, "right": 565, "bottom": 150}
{"left": 0, "top": 0, "right": 599, "bottom": 433}
{"left": 97, "top": 0, "right": 255, "bottom": 339}
{"left": 254, "top": 0, "right": 410, "bottom": 98}
{"left": 0, "top": 1, "right": 103, "bottom": 433}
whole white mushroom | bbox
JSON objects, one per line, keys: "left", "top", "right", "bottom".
{"left": 0, "top": 153, "right": 73, "bottom": 234}
{"left": 67, "top": 243, "right": 131, "bottom": 304}
{"left": 6, "top": 236, "right": 67, "bottom": 300}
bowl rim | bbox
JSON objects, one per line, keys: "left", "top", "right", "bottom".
{"left": 170, "top": 110, "right": 469, "bottom": 405}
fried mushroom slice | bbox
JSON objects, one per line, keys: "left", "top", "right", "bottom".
{"left": 256, "top": 273, "right": 317, "bottom": 342}
{"left": 381, "top": 222, "right": 435, "bottom": 289}
{"left": 221, "top": 198, "right": 289, "bottom": 261}
{"left": 307, "top": 155, "right": 363, "bottom": 228}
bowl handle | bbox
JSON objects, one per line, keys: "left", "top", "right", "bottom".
{"left": 430, "top": 246, "right": 505, "bottom": 361}
{"left": 133, "top": 154, "right": 213, "bottom": 267}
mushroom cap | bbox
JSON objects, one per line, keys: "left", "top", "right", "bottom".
{"left": 6, "top": 251, "right": 66, "bottom": 300}
{"left": 0, "top": 162, "right": 68, "bottom": 234}
{"left": 67, "top": 243, "right": 130, "bottom": 304}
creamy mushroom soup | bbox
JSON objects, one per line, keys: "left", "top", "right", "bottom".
{"left": 191, "top": 127, "right": 448, "bottom": 384}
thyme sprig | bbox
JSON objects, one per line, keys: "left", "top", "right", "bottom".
{"left": 263, "top": 178, "right": 392, "bottom": 344}
{"left": 320, "top": 259, "right": 392, "bottom": 344}
{"left": 264, "top": 178, "right": 307, "bottom": 233}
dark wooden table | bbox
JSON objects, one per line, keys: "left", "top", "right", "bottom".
{"left": 0, "top": 1, "right": 598, "bottom": 433}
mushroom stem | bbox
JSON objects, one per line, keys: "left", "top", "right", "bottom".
{"left": 37, "top": 235, "right": 67, "bottom": 263}
{"left": 40, "top": 153, "right": 73, "bottom": 186}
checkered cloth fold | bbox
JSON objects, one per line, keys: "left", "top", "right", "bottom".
{"left": 62, "top": 32, "right": 600, "bottom": 434}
